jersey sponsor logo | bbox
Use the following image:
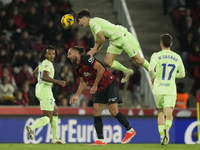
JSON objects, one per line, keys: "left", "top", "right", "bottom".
{"left": 159, "top": 83, "right": 170, "bottom": 86}
{"left": 45, "top": 65, "right": 48, "bottom": 68}
{"left": 108, "top": 97, "right": 117, "bottom": 102}
{"left": 88, "top": 57, "right": 94, "bottom": 64}
{"left": 83, "top": 72, "right": 91, "bottom": 77}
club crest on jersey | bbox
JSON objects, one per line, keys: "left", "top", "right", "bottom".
{"left": 84, "top": 72, "right": 91, "bottom": 77}
{"left": 88, "top": 57, "right": 94, "bottom": 64}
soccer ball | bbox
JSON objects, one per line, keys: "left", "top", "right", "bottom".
{"left": 61, "top": 14, "right": 74, "bottom": 28}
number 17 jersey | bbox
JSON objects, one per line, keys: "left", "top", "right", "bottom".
{"left": 149, "top": 50, "right": 185, "bottom": 95}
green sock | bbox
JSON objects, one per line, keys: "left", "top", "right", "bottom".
{"left": 50, "top": 116, "right": 59, "bottom": 140}
{"left": 142, "top": 59, "right": 149, "bottom": 71}
{"left": 30, "top": 116, "right": 50, "bottom": 130}
{"left": 158, "top": 125, "right": 165, "bottom": 136}
{"left": 165, "top": 120, "right": 172, "bottom": 129}
{"left": 111, "top": 60, "right": 127, "bottom": 73}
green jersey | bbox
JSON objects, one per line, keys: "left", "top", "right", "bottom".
{"left": 89, "top": 17, "right": 128, "bottom": 46}
{"left": 149, "top": 50, "right": 185, "bottom": 94}
{"left": 36, "top": 59, "right": 55, "bottom": 88}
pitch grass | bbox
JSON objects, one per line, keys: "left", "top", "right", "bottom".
{"left": 0, "top": 144, "right": 199, "bottom": 150}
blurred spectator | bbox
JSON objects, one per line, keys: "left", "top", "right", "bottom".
{"left": 192, "top": 0, "right": 200, "bottom": 28}
{"left": 112, "top": 70, "right": 124, "bottom": 90}
{"left": 61, "top": 74, "right": 76, "bottom": 99}
{"left": 14, "top": 30, "right": 34, "bottom": 52}
{"left": 0, "top": 8, "right": 8, "bottom": 29}
{"left": 23, "top": 6, "right": 42, "bottom": 35}
{"left": 6, "top": 0, "right": 26, "bottom": 15}
{"left": 22, "top": 50, "right": 38, "bottom": 70}
{"left": 44, "top": 5, "right": 61, "bottom": 30}
{"left": 14, "top": 90, "right": 26, "bottom": 105}
{"left": 177, "top": 8, "right": 192, "bottom": 30}
{"left": 58, "top": 0, "right": 72, "bottom": 16}
{"left": 60, "top": 97, "right": 68, "bottom": 106}
{"left": 191, "top": 63, "right": 200, "bottom": 95}
{"left": 21, "top": 81, "right": 37, "bottom": 105}
{"left": 67, "top": 31, "right": 85, "bottom": 50}
{"left": 188, "top": 43, "right": 200, "bottom": 75}
{"left": 163, "top": 0, "right": 185, "bottom": 15}
{"left": 51, "top": 32, "right": 65, "bottom": 48}
{"left": 3, "top": 17, "right": 20, "bottom": 41}
{"left": 40, "top": 19, "right": 57, "bottom": 44}
{"left": 40, "top": 0, "right": 52, "bottom": 13}
{"left": 0, "top": 76, "right": 15, "bottom": 105}
{"left": 80, "top": 99, "right": 87, "bottom": 107}
{"left": 179, "top": 31, "right": 196, "bottom": 70}
{"left": 175, "top": 82, "right": 189, "bottom": 109}
{"left": 0, "top": 48, "right": 10, "bottom": 65}
{"left": 15, "top": 63, "right": 36, "bottom": 87}
{"left": 83, "top": 31, "right": 94, "bottom": 52}
{"left": 11, "top": 6, "right": 25, "bottom": 29}
{"left": 179, "top": 16, "right": 198, "bottom": 41}
{"left": 34, "top": 33, "right": 45, "bottom": 53}
{"left": 12, "top": 49, "right": 25, "bottom": 74}
{"left": 60, "top": 64, "right": 73, "bottom": 81}
{"left": 127, "top": 64, "right": 142, "bottom": 108}
{"left": 54, "top": 54, "right": 69, "bottom": 79}
{"left": 0, "top": 65, "right": 17, "bottom": 89}
{"left": 0, "top": 32, "right": 11, "bottom": 50}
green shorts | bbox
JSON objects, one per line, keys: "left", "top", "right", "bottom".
{"left": 107, "top": 32, "right": 140, "bottom": 57}
{"left": 154, "top": 94, "right": 177, "bottom": 109}
{"left": 36, "top": 85, "right": 55, "bottom": 111}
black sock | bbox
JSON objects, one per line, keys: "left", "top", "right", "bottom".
{"left": 94, "top": 116, "right": 104, "bottom": 139}
{"left": 115, "top": 111, "right": 131, "bottom": 131}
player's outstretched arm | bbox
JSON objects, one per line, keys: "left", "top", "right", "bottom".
{"left": 148, "top": 63, "right": 156, "bottom": 79}
{"left": 176, "top": 58, "right": 185, "bottom": 78}
{"left": 90, "top": 61, "right": 105, "bottom": 94}
{"left": 88, "top": 31, "right": 105, "bottom": 56}
{"left": 42, "top": 70, "right": 65, "bottom": 85}
{"left": 74, "top": 77, "right": 88, "bottom": 97}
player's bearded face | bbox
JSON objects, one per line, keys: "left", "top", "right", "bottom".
{"left": 71, "top": 53, "right": 77, "bottom": 64}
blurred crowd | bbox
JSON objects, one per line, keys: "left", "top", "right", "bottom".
{"left": 0, "top": 0, "right": 95, "bottom": 107}
{"left": 0, "top": 0, "right": 141, "bottom": 108}
{"left": 163, "top": 0, "right": 200, "bottom": 108}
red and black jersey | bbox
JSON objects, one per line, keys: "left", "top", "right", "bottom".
{"left": 75, "top": 54, "right": 115, "bottom": 91}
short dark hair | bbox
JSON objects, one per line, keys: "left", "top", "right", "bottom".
{"left": 160, "top": 33, "right": 173, "bottom": 48}
{"left": 75, "top": 9, "right": 91, "bottom": 22}
{"left": 40, "top": 45, "right": 57, "bottom": 62}
{"left": 71, "top": 46, "right": 85, "bottom": 55}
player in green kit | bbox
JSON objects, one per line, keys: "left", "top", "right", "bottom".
{"left": 148, "top": 34, "right": 185, "bottom": 145}
{"left": 26, "top": 45, "right": 66, "bottom": 144}
{"left": 75, "top": 9, "right": 149, "bottom": 83}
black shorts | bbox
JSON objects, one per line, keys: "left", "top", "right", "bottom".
{"left": 94, "top": 78, "right": 122, "bottom": 105}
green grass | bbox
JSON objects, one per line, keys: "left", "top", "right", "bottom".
{"left": 0, "top": 144, "right": 199, "bottom": 150}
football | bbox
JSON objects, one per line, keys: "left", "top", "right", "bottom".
{"left": 61, "top": 14, "right": 74, "bottom": 28}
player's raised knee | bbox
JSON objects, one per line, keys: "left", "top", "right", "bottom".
{"left": 104, "top": 59, "right": 112, "bottom": 67}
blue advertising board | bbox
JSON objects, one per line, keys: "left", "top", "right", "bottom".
{"left": 0, "top": 116, "right": 198, "bottom": 144}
